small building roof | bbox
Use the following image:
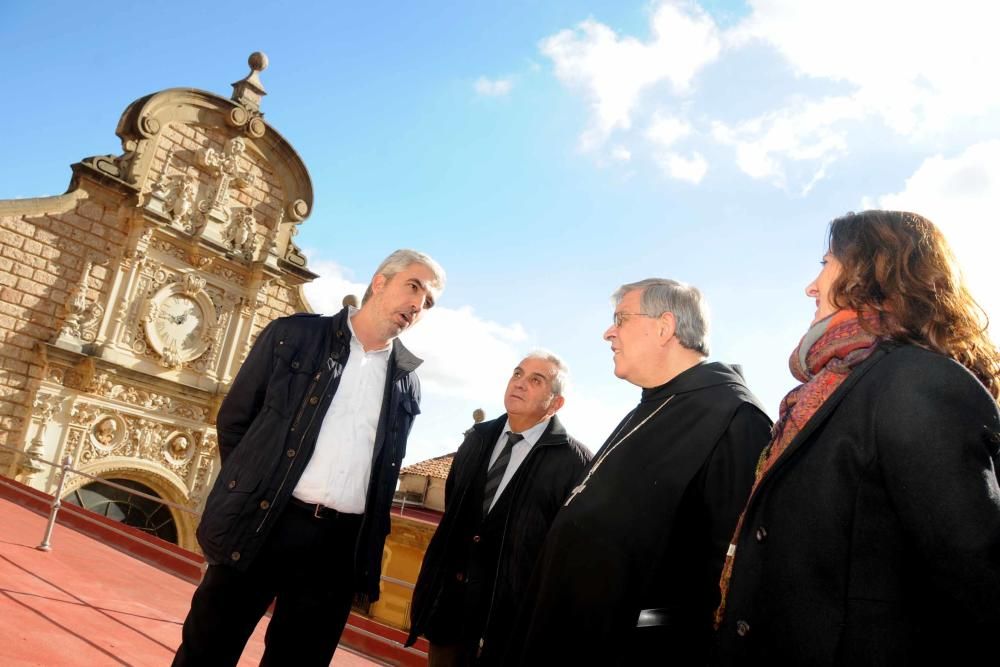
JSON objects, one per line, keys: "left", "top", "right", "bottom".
{"left": 400, "top": 453, "right": 454, "bottom": 480}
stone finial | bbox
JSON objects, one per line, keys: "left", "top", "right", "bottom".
{"left": 231, "top": 52, "right": 269, "bottom": 112}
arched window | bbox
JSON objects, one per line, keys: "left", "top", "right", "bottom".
{"left": 65, "top": 478, "right": 178, "bottom": 544}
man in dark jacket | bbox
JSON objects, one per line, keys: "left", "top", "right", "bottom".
{"left": 406, "top": 351, "right": 590, "bottom": 665}
{"left": 173, "top": 249, "right": 445, "bottom": 667}
{"left": 509, "top": 278, "right": 772, "bottom": 665}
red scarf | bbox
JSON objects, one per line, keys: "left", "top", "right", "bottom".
{"left": 714, "top": 310, "right": 881, "bottom": 627}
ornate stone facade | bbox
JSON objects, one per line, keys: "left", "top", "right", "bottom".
{"left": 0, "top": 53, "right": 317, "bottom": 551}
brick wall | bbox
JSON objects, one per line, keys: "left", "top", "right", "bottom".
{"left": 0, "top": 189, "right": 127, "bottom": 451}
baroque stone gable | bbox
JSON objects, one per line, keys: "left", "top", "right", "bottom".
{"left": 0, "top": 53, "right": 318, "bottom": 551}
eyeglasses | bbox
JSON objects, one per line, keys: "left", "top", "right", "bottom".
{"left": 612, "top": 311, "right": 657, "bottom": 328}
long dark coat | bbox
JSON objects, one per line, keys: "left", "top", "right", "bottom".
{"left": 716, "top": 344, "right": 1000, "bottom": 665}
{"left": 508, "top": 362, "right": 772, "bottom": 665}
{"left": 406, "top": 415, "right": 589, "bottom": 663}
{"left": 196, "top": 308, "right": 422, "bottom": 602}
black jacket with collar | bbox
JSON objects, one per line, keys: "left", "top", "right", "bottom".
{"left": 196, "top": 307, "right": 422, "bottom": 602}
{"left": 405, "top": 414, "right": 590, "bottom": 661}
{"left": 716, "top": 344, "right": 1000, "bottom": 665}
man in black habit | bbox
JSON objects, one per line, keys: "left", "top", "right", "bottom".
{"left": 406, "top": 351, "right": 590, "bottom": 665}
{"left": 508, "top": 278, "right": 771, "bottom": 665}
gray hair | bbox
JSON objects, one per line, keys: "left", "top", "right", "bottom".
{"left": 613, "top": 278, "right": 710, "bottom": 356}
{"left": 362, "top": 249, "right": 447, "bottom": 304}
{"left": 523, "top": 349, "right": 569, "bottom": 396}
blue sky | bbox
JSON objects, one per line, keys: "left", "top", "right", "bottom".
{"left": 3, "top": 1, "right": 999, "bottom": 464}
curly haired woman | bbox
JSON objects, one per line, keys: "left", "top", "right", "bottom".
{"left": 715, "top": 210, "right": 1000, "bottom": 665}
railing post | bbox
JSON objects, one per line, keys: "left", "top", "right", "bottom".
{"left": 37, "top": 454, "right": 72, "bottom": 552}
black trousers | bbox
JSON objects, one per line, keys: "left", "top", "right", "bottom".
{"left": 172, "top": 502, "right": 362, "bottom": 667}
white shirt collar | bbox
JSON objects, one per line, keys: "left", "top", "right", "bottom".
{"left": 501, "top": 416, "right": 551, "bottom": 447}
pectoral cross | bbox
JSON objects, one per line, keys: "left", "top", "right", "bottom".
{"left": 564, "top": 482, "right": 587, "bottom": 507}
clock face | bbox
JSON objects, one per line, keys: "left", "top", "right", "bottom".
{"left": 145, "top": 286, "right": 213, "bottom": 366}
{"left": 154, "top": 294, "right": 204, "bottom": 350}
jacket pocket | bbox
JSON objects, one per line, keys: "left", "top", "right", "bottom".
{"left": 197, "top": 469, "right": 263, "bottom": 556}
{"left": 265, "top": 342, "right": 317, "bottom": 417}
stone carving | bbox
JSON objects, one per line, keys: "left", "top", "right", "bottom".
{"left": 170, "top": 434, "right": 190, "bottom": 457}
{"left": 70, "top": 403, "right": 99, "bottom": 426}
{"left": 231, "top": 52, "right": 269, "bottom": 116}
{"left": 64, "top": 428, "right": 85, "bottom": 465}
{"left": 149, "top": 147, "right": 201, "bottom": 233}
{"left": 181, "top": 271, "right": 207, "bottom": 296}
{"left": 166, "top": 177, "right": 198, "bottom": 231}
{"left": 151, "top": 238, "right": 187, "bottom": 262}
{"left": 89, "top": 413, "right": 126, "bottom": 453}
{"left": 259, "top": 209, "right": 282, "bottom": 261}
{"left": 94, "top": 416, "right": 118, "bottom": 445}
{"left": 57, "top": 372, "right": 209, "bottom": 422}
{"left": 206, "top": 263, "right": 245, "bottom": 286}
{"left": 57, "top": 256, "right": 107, "bottom": 342}
{"left": 126, "top": 227, "right": 155, "bottom": 263}
{"left": 282, "top": 223, "right": 308, "bottom": 267}
{"left": 223, "top": 208, "right": 256, "bottom": 260}
{"left": 164, "top": 432, "right": 197, "bottom": 468}
{"left": 21, "top": 394, "right": 65, "bottom": 478}
{"left": 198, "top": 137, "right": 255, "bottom": 224}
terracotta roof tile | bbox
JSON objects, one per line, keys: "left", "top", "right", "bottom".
{"left": 400, "top": 453, "right": 454, "bottom": 479}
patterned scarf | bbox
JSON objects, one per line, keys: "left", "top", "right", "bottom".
{"left": 714, "top": 309, "right": 882, "bottom": 627}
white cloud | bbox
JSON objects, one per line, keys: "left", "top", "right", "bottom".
{"left": 709, "top": 1, "right": 1000, "bottom": 188}
{"left": 611, "top": 145, "right": 632, "bottom": 161}
{"left": 540, "top": 1, "right": 721, "bottom": 150}
{"left": 539, "top": 1, "right": 1000, "bottom": 188}
{"left": 711, "top": 95, "right": 862, "bottom": 190}
{"left": 733, "top": 1, "right": 1000, "bottom": 135}
{"left": 300, "top": 258, "right": 366, "bottom": 314}
{"left": 645, "top": 113, "right": 692, "bottom": 148}
{"left": 864, "top": 140, "right": 1000, "bottom": 332}
{"left": 657, "top": 150, "right": 708, "bottom": 184}
{"left": 474, "top": 76, "right": 513, "bottom": 97}
{"left": 644, "top": 113, "right": 705, "bottom": 183}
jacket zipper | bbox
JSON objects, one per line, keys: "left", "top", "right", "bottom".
{"left": 256, "top": 368, "right": 339, "bottom": 533}
{"left": 288, "top": 372, "right": 319, "bottom": 434}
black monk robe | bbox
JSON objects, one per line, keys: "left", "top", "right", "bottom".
{"left": 507, "top": 362, "right": 771, "bottom": 665}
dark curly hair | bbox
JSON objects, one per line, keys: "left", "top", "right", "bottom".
{"left": 826, "top": 210, "right": 1000, "bottom": 398}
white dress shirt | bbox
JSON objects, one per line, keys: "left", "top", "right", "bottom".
{"left": 292, "top": 309, "right": 390, "bottom": 514}
{"left": 485, "top": 417, "right": 551, "bottom": 513}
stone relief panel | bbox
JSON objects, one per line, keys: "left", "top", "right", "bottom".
{"left": 144, "top": 124, "right": 288, "bottom": 267}
{"left": 35, "top": 364, "right": 220, "bottom": 508}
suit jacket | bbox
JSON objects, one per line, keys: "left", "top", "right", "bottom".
{"left": 406, "top": 414, "right": 589, "bottom": 663}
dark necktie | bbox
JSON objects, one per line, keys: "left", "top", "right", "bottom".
{"left": 483, "top": 432, "right": 524, "bottom": 516}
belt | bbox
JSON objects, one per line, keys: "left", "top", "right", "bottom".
{"left": 636, "top": 608, "right": 672, "bottom": 628}
{"left": 288, "top": 496, "right": 354, "bottom": 520}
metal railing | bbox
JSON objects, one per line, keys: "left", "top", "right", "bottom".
{"left": 0, "top": 441, "right": 428, "bottom": 656}
{"left": 0, "top": 443, "right": 417, "bottom": 582}
{"left": 0, "top": 443, "right": 199, "bottom": 552}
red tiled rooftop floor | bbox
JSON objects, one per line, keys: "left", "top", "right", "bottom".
{"left": 0, "top": 496, "right": 381, "bottom": 666}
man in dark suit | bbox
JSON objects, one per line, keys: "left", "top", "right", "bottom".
{"left": 406, "top": 351, "right": 590, "bottom": 665}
